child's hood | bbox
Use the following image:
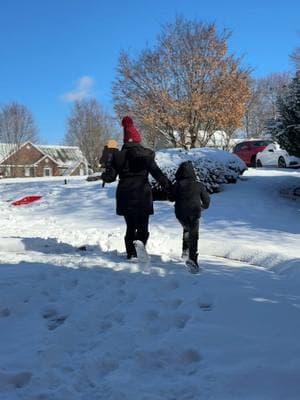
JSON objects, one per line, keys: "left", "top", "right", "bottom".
{"left": 175, "top": 161, "right": 196, "bottom": 180}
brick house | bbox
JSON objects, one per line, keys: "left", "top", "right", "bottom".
{"left": 0, "top": 142, "right": 88, "bottom": 178}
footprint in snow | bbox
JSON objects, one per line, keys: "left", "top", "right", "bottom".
{"left": 198, "top": 301, "right": 214, "bottom": 311}
{"left": 179, "top": 349, "right": 202, "bottom": 364}
{"left": 0, "top": 371, "right": 32, "bottom": 389}
{"left": 197, "top": 291, "right": 216, "bottom": 311}
{"left": 0, "top": 308, "right": 11, "bottom": 317}
{"left": 144, "top": 309, "right": 159, "bottom": 321}
{"left": 164, "top": 298, "right": 183, "bottom": 310}
{"left": 111, "top": 310, "right": 125, "bottom": 325}
{"left": 167, "top": 279, "right": 180, "bottom": 290}
{"left": 135, "top": 348, "right": 201, "bottom": 370}
{"left": 64, "top": 278, "right": 78, "bottom": 290}
{"left": 99, "top": 320, "right": 113, "bottom": 333}
{"left": 42, "top": 308, "right": 68, "bottom": 330}
{"left": 145, "top": 312, "right": 190, "bottom": 334}
{"left": 173, "top": 313, "right": 190, "bottom": 329}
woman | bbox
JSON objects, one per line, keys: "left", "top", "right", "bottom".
{"left": 101, "top": 116, "right": 170, "bottom": 259}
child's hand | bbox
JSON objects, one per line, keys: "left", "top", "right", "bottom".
{"left": 166, "top": 182, "right": 175, "bottom": 202}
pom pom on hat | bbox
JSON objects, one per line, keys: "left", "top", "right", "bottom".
{"left": 121, "top": 116, "right": 142, "bottom": 143}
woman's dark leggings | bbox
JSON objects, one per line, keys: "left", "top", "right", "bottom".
{"left": 124, "top": 213, "right": 149, "bottom": 257}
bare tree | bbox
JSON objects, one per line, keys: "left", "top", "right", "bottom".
{"left": 244, "top": 73, "right": 290, "bottom": 138}
{"left": 290, "top": 47, "right": 300, "bottom": 70}
{"left": 290, "top": 33, "right": 300, "bottom": 70}
{"left": 0, "top": 102, "right": 39, "bottom": 143}
{"left": 113, "top": 17, "right": 251, "bottom": 149}
{"left": 65, "top": 98, "right": 117, "bottom": 172}
{"left": 0, "top": 102, "right": 39, "bottom": 176}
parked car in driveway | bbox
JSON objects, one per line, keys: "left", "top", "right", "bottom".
{"left": 256, "top": 143, "right": 300, "bottom": 168}
{"left": 232, "top": 139, "right": 273, "bottom": 167}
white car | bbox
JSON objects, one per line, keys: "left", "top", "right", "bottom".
{"left": 256, "top": 143, "right": 300, "bottom": 168}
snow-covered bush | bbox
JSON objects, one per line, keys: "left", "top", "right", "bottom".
{"left": 151, "top": 147, "right": 246, "bottom": 197}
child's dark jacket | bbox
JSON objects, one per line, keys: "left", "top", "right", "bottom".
{"left": 171, "top": 161, "right": 210, "bottom": 220}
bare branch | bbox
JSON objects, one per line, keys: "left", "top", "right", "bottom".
{"left": 65, "top": 98, "right": 118, "bottom": 171}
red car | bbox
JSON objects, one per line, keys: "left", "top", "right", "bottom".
{"left": 232, "top": 140, "right": 273, "bottom": 167}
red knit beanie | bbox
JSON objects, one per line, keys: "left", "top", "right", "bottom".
{"left": 121, "top": 116, "right": 142, "bottom": 143}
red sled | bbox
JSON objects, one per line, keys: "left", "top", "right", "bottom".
{"left": 11, "top": 196, "right": 43, "bottom": 206}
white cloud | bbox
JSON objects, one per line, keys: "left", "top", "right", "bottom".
{"left": 62, "top": 76, "right": 94, "bottom": 102}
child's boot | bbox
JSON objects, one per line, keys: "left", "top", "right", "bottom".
{"left": 182, "top": 247, "right": 189, "bottom": 259}
{"left": 186, "top": 252, "right": 200, "bottom": 274}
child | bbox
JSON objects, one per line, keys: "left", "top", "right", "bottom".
{"left": 100, "top": 139, "right": 119, "bottom": 170}
{"left": 100, "top": 139, "right": 119, "bottom": 187}
{"left": 171, "top": 161, "right": 210, "bottom": 273}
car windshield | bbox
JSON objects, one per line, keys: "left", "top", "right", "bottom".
{"left": 263, "top": 143, "right": 280, "bottom": 152}
{"left": 252, "top": 140, "right": 273, "bottom": 147}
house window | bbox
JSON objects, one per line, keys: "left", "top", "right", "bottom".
{"left": 44, "top": 167, "right": 52, "bottom": 177}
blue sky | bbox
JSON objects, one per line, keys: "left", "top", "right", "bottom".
{"left": 0, "top": 0, "right": 299, "bottom": 144}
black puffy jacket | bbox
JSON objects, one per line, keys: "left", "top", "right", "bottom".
{"left": 101, "top": 143, "right": 170, "bottom": 216}
{"left": 172, "top": 161, "right": 210, "bottom": 220}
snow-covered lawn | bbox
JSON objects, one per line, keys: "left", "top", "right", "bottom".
{"left": 0, "top": 168, "right": 299, "bottom": 399}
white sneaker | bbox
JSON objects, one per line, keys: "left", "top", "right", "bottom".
{"left": 133, "top": 240, "right": 150, "bottom": 266}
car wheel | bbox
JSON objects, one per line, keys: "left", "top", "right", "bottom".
{"left": 256, "top": 159, "right": 262, "bottom": 168}
{"left": 278, "top": 157, "right": 286, "bottom": 168}
{"left": 250, "top": 155, "right": 256, "bottom": 168}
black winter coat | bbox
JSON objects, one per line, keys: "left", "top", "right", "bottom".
{"left": 101, "top": 143, "right": 170, "bottom": 216}
{"left": 172, "top": 161, "right": 210, "bottom": 220}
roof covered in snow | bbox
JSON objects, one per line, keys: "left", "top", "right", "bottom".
{"left": 0, "top": 143, "right": 16, "bottom": 161}
{"left": 37, "top": 145, "right": 86, "bottom": 167}
{"left": 0, "top": 142, "right": 86, "bottom": 167}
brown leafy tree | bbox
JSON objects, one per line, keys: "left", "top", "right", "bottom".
{"left": 0, "top": 102, "right": 39, "bottom": 176}
{"left": 113, "top": 17, "right": 251, "bottom": 148}
{"left": 65, "top": 98, "right": 117, "bottom": 172}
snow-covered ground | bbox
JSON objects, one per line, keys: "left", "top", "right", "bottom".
{"left": 0, "top": 168, "right": 299, "bottom": 400}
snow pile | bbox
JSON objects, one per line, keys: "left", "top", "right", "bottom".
{"left": 153, "top": 147, "right": 246, "bottom": 193}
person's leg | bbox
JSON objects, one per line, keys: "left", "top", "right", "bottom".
{"left": 188, "top": 217, "right": 199, "bottom": 264}
{"left": 178, "top": 218, "right": 189, "bottom": 258}
{"left": 182, "top": 227, "right": 189, "bottom": 257}
{"left": 124, "top": 214, "right": 137, "bottom": 258}
{"left": 135, "top": 213, "right": 149, "bottom": 245}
